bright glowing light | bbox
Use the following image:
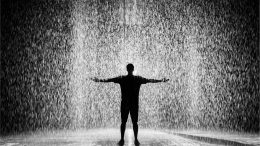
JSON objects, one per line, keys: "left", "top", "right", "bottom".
{"left": 70, "top": 0, "right": 86, "bottom": 127}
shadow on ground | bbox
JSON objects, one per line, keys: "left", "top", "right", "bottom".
{"left": 95, "top": 139, "right": 170, "bottom": 146}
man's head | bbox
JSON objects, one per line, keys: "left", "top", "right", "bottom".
{"left": 126, "top": 63, "right": 134, "bottom": 74}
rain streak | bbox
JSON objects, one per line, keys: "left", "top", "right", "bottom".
{"left": 1, "top": 0, "right": 259, "bottom": 135}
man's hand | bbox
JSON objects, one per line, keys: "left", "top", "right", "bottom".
{"left": 90, "top": 77, "right": 99, "bottom": 82}
{"left": 162, "top": 78, "right": 169, "bottom": 82}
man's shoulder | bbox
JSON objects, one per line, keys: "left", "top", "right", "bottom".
{"left": 116, "top": 75, "right": 127, "bottom": 80}
{"left": 114, "top": 75, "right": 125, "bottom": 78}
{"left": 134, "top": 75, "right": 144, "bottom": 79}
{"left": 119, "top": 75, "right": 127, "bottom": 78}
{"left": 133, "top": 75, "right": 147, "bottom": 81}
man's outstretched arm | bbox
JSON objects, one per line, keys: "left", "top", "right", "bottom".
{"left": 90, "top": 77, "right": 117, "bottom": 83}
{"left": 147, "top": 78, "right": 169, "bottom": 83}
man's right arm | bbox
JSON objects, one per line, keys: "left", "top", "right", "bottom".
{"left": 90, "top": 77, "right": 121, "bottom": 83}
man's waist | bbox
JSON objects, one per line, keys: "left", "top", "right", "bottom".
{"left": 121, "top": 99, "right": 138, "bottom": 104}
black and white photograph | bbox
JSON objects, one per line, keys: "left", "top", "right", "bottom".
{"left": 1, "top": 0, "right": 259, "bottom": 145}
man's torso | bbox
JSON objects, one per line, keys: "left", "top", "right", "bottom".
{"left": 115, "top": 75, "right": 147, "bottom": 106}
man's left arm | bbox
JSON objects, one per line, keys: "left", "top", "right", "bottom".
{"left": 147, "top": 78, "right": 169, "bottom": 83}
{"left": 139, "top": 76, "right": 169, "bottom": 84}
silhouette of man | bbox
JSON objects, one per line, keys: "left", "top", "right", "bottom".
{"left": 91, "top": 63, "right": 169, "bottom": 145}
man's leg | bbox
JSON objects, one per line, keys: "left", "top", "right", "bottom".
{"left": 119, "top": 106, "right": 129, "bottom": 144}
{"left": 130, "top": 107, "right": 139, "bottom": 144}
{"left": 133, "top": 122, "right": 138, "bottom": 141}
{"left": 120, "top": 122, "right": 126, "bottom": 141}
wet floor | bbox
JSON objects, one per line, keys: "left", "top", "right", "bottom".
{"left": 1, "top": 129, "right": 259, "bottom": 146}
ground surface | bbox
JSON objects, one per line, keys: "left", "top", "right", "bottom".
{"left": 0, "top": 129, "right": 259, "bottom": 146}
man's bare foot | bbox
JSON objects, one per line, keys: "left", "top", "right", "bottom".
{"left": 118, "top": 139, "right": 124, "bottom": 146}
{"left": 134, "top": 139, "right": 140, "bottom": 146}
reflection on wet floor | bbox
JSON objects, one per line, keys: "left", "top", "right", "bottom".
{"left": 95, "top": 140, "right": 118, "bottom": 146}
{"left": 95, "top": 139, "right": 170, "bottom": 146}
{"left": 1, "top": 129, "right": 259, "bottom": 146}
